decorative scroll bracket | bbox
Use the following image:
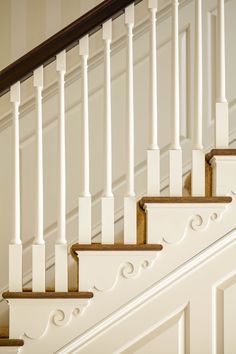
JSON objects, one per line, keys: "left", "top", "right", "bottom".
{"left": 8, "top": 299, "right": 91, "bottom": 340}
{"left": 75, "top": 251, "right": 159, "bottom": 292}
{"left": 145, "top": 203, "right": 229, "bottom": 245}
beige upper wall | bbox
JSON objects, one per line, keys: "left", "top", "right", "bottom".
{"left": 0, "top": 0, "right": 169, "bottom": 71}
{"left": 0, "top": 0, "right": 11, "bottom": 70}
{"left": 0, "top": 0, "right": 103, "bottom": 71}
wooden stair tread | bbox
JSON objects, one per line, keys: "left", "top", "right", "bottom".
{"left": 71, "top": 243, "right": 163, "bottom": 255}
{"left": 2, "top": 291, "right": 93, "bottom": 299}
{"left": 139, "top": 196, "right": 232, "bottom": 209}
{"left": 206, "top": 149, "right": 236, "bottom": 162}
{"left": 0, "top": 338, "right": 24, "bottom": 347}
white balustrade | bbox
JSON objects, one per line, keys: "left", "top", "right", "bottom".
{"left": 216, "top": 0, "right": 228, "bottom": 148}
{"left": 169, "top": 0, "right": 182, "bottom": 196}
{"left": 55, "top": 51, "right": 68, "bottom": 291}
{"left": 147, "top": 0, "right": 160, "bottom": 196}
{"left": 124, "top": 4, "right": 137, "bottom": 244}
{"left": 9, "top": 82, "right": 22, "bottom": 292}
{"left": 102, "top": 20, "right": 114, "bottom": 244}
{"left": 6, "top": 0, "right": 232, "bottom": 295}
{"left": 192, "top": 0, "right": 205, "bottom": 196}
{"left": 32, "top": 67, "right": 45, "bottom": 292}
{"left": 79, "top": 35, "right": 92, "bottom": 244}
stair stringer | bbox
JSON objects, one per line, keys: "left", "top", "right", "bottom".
{"left": 6, "top": 196, "right": 236, "bottom": 354}
{"left": 65, "top": 229, "right": 236, "bottom": 354}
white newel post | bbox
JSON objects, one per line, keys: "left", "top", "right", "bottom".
{"left": 124, "top": 4, "right": 137, "bottom": 244}
{"left": 102, "top": 20, "right": 114, "bottom": 244}
{"left": 55, "top": 51, "right": 68, "bottom": 291}
{"left": 147, "top": 0, "right": 160, "bottom": 196}
{"left": 169, "top": 0, "right": 182, "bottom": 196}
{"left": 9, "top": 82, "right": 22, "bottom": 292}
{"left": 32, "top": 67, "right": 45, "bottom": 292}
{"left": 79, "top": 35, "right": 91, "bottom": 244}
{"left": 216, "top": 0, "right": 228, "bottom": 148}
{"left": 192, "top": 0, "right": 205, "bottom": 196}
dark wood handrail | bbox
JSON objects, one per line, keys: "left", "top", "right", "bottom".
{"left": 0, "top": 0, "right": 141, "bottom": 96}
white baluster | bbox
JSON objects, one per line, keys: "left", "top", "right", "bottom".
{"left": 55, "top": 51, "right": 68, "bottom": 291}
{"left": 124, "top": 4, "right": 137, "bottom": 244}
{"left": 216, "top": 0, "right": 228, "bottom": 148}
{"left": 9, "top": 82, "right": 22, "bottom": 292}
{"left": 147, "top": 0, "right": 160, "bottom": 196}
{"left": 192, "top": 0, "right": 205, "bottom": 196}
{"left": 79, "top": 35, "right": 91, "bottom": 244}
{"left": 102, "top": 20, "right": 114, "bottom": 244}
{"left": 169, "top": 0, "right": 182, "bottom": 196}
{"left": 32, "top": 67, "right": 45, "bottom": 292}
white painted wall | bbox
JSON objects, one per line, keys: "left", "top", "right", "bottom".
{"left": 0, "top": 0, "right": 104, "bottom": 70}
{"left": 0, "top": 0, "right": 236, "bottom": 328}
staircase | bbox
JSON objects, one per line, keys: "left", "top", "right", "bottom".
{"left": 0, "top": 0, "right": 236, "bottom": 353}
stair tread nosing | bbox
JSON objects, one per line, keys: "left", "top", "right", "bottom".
{"left": 71, "top": 243, "right": 163, "bottom": 256}
{"left": 0, "top": 338, "right": 24, "bottom": 347}
{"left": 2, "top": 291, "right": 93, "bottom": 299}
{"left": 206, "top": 148, "right": 236, "bottom": 163}
{"left": 139, "top": 196, "right": 232, "bottom": 209}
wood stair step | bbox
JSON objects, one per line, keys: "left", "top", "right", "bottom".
{"left": 2, "top": 291, "right": 93, "bottom": 299}
{"left": 137, "top": 195, "right": 232, "bottom": 244}
{"left": 139, "top": 196, "right": 232, "bottom": 209}
{"left": 0, "top": 339, "right": 24, "bottom": 347}
{"left": 71, "top": 243, "right": 163, "bottom": 259}
{"left": 206, "top": 148, "right": 236, "bottom": 163}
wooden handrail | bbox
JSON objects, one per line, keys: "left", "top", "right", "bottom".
{"left": 0, "top": 0, "right": 141, "bottom": 96}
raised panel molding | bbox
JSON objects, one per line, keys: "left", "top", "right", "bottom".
{"left": 213, "top": 272, "right": 236, "bottom": 354}
{"left": 117, "top": 304, "right": 189, "bottom": 354}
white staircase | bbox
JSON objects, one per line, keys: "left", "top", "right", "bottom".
{"left": 0, "top": 0, "right": 236, "bottom": 353}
